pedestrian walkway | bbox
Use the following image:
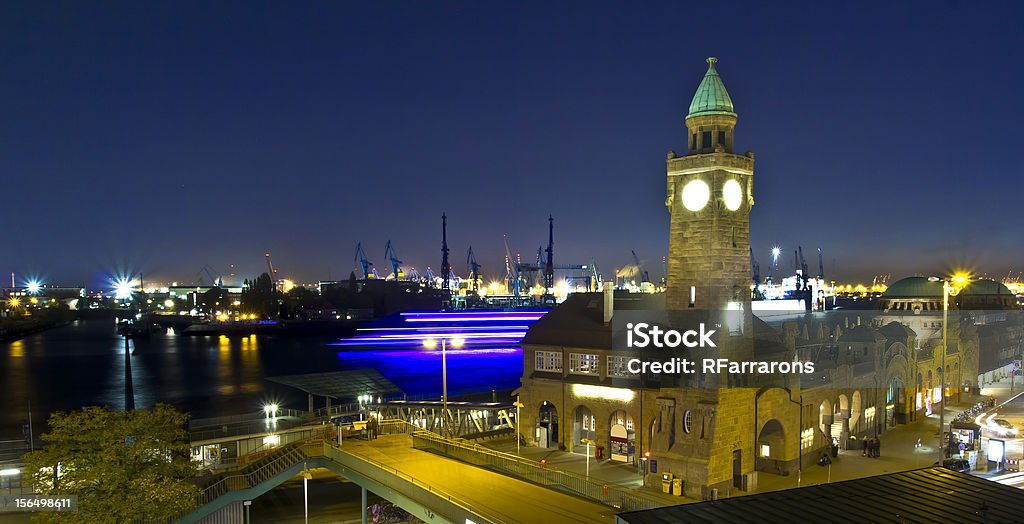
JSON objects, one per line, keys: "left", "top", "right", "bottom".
{"left": 482, "top": 438, "right": 692, "bottom": 505}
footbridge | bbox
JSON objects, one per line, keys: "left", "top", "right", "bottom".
{"left": 182, "top": 423, "right": 663, "bottom": 523}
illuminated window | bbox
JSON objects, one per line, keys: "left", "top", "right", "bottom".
{"left": 760, "top": 443, "right": 770, "bottom": 457}
{"left": 683, "top": 410, "right": 692, "bottom": 433}
{"left": 864, "top": 407, "right": 876, "bottom": 427}
{"left": 569, "top": 353, "right": 600, "bottom": 375}
{"left": 801, "top": 428, "right": 813, "bottom": 450}
{"left": 535, "top": 351, "right": 562, "bottom": 372}
{"left": 608, "top": 355, "right": 637, "bottom": 378}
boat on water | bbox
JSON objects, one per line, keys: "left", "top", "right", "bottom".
{"left": 331, "top": 309, "right": 548, "bottom": 349}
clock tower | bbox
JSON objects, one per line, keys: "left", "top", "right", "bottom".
{"left": 665, "top": 57, "right": 754, "bottom": 312}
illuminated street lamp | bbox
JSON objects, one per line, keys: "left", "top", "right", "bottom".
{"left": 423, "top": 337, "right": 465, "bottom": 438}
{"left": 25, "top": 280, "right": 41, "bottom": 295}
{"left": 929, "top": 272, "right": 969, "bottom": 448}
{"left": 263, "top": 403, "right": 279, "bottom": 423}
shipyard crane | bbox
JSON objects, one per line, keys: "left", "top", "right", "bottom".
{"left": 797, "top": 246, "right": 810, "bottom": 291}
{"left": 504, "top": 235, "right": 521, "bottom": 296}
{"left": 354, "top": 242, "right": 378, "bottom": 280}
{"left": 384, "top": 240, "right": 403, "bottom": 280}
{"left": 467, "top": 246, "right": 481, "bottom": 293}
{"left": 199, "top": 264, "right": 224, "bottom": 288}
{"left": 632, "top": 251, "right": 649, "bottom": 284}
{"left": 817, "top": 247, "right": 825, "bottom": 280}
{"left": 544, "top": 215, "right": 554, "bottom": 292}
{"left": 440, "top": 213, "right": 451, "bottom": 295}
{"left": 590, "top": 259, "right": 601, "bottom": 291}
{"left": 264, "top": 252, "right": 279, "bottom": 282}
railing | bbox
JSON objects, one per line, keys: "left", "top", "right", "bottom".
{"left": 187, "top": 432, "right": 505, "bottom": 524}
{"left": 411, "top": 431, "right": 666, "bottom": 512}
{"left": 320, "top": 442, "right": 506, "bottom": 524}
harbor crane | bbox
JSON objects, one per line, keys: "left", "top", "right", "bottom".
{"left": 440, "top": 214, "right": 451, "bottom": 296}
{"left": 199, "top": 264, "right": 223, "bottom": 288}
{"left": 467, "top": 246, "right": 481, "bottom": 293}
{"left": 264, "top": 253, "right": 279, "bottom": 282}
{"left": 354, "top": 242, "right": 378, "bottom": 280}
{"left": 631, "top": 250, "right": 649, "bottom": 284}
{"left": 504, "top": 235, "right": 522, "bottom": 296}
{"left": 384, "top": 240, "right": 403, "bottom": 280}
{"left": 817, "top": 247, "right": 825, "bottom": 280}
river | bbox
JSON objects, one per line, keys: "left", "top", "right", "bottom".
{"left": 0, "top": 320, "right": 523, "bottom": 440}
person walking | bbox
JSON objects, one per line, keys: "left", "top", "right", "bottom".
{"left": 862, "top": 436, "right": 868, "bottom": 456}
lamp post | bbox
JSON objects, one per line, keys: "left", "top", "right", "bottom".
{"left": 513, "top": 396, "right": 525, "bottom": 455}
{"left": 424, "top": 337, "right": 465, "bottom": 438}
{"left": 930, "top": 273, "right": 968, "bottom": 451}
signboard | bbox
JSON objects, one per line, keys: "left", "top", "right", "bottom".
{"left": 989, "top": 439, "right": 1006, "bottom": 464}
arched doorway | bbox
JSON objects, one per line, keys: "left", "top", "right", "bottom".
{"left": 888, "top": 377, "right": 905, "bottom": 427}
{"left": 537, "top": 402, "right": 558, "bottom": 449}
{"left": 819, "top": 399, "right": 833, "bottom": 439}
{"left": 850, "top": 391, "right": 862, "bottom": 432}
{"left": 609, "top": 410, "right": 635, "bottom": 463}
{"left": 573, "top": 405, "right": 595, "bottom": 454}
{"left": 756, "top": 419, "right": 786, "bottom": 474}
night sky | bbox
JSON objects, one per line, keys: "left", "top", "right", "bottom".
{"left": 3, "top": 2, "right": 1022, "bottom": 287}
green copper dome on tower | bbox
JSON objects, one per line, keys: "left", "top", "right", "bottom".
{"left": 687, "top": 57, "right": 736, "bottom": 119}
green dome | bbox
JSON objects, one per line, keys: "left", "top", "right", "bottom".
{"left": 882, "top": 277, "right": 942, "bottom": 298}
{"left": 687, "top": 57, "right": 737, "bottom": 119}
{"left": 882, "top": 276, "right": 1013, "bottom": 298}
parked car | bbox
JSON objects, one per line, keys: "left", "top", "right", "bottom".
{"left": 936, "top": 458, "right": 971, "bottom": 473}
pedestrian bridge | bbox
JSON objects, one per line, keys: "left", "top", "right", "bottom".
{"left": 182, "top": 423, "right": 663, "bottom": 523}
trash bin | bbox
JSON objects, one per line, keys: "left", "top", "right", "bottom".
{"left": 672, "top": 478, "right": 683, "bottom": 496}
{"left": 595, "top": 446, "right": 603, "bottom": 459}
{"left": 661, "top": 473, "right": 673, "bottom": 494}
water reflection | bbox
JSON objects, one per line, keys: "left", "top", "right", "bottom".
{"left": 0, "top": 320, "right": 522, "bottom": 439}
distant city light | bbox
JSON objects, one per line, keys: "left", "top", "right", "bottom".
{"left": 25, "top": 280, "right": 41, "bottom": 294}
{"left": 771, "top": 246, "right": 781, "bottom": 260}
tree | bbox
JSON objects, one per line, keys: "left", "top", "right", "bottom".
{"left": 24, "top": 404, "right": 200, "bottom": 523}
{"left": 241, "top": 272, "right": 276, "bottom": 318}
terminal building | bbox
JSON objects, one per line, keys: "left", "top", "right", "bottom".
{"left": 515, "top": 58, "right": 993, "bottom": 499}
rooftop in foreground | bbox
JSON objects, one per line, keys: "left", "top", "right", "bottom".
{"left": 617, "top": 467, "right": 1022, "bottom": 523}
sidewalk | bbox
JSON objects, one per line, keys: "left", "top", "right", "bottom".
{"left": 482, "top": 437, "right": 692, "bottom": 504}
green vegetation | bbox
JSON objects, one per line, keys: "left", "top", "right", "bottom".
{"left": 23, "top": 405, "right": 200, "bottom": 523}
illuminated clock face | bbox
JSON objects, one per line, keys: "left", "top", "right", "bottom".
{"left": 681, "top": 179, "right": 710, "bottom": 211}
{"left": 723, "top": 179, "right": 743, "bottom": 211}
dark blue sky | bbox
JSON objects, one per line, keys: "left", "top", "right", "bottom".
{"left": 3, "top": 2, "right": 1022, "bottom": 286}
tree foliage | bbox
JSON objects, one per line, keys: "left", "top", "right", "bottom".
{"left": 23, "top": 404, "right": 200, "bottom": 523}
{"left": 241, "top": 272, "right": 276, "bottom": 318}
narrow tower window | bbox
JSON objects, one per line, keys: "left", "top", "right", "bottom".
{"left": 689, "top": 286, "right": 696, "bottom": 308}
{"left": 701, "top": 131, "right": 711, "bottom": 150}
{"left": 691, "top": 133, "right": 697, "bottom": 149}
{"left": 718, "top": 131, "right": 726, "bottom": 146}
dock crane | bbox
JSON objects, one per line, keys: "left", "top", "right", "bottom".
{"left": 264, "top": 253, "right": 279, "bottom": 283}
{"left": 354, "top": 242, "right": 378, "bottom": 280}
{"left": 817, "top": 247, "right": 825, "bottom": 280}
{"left": 440, "top": 213, "right": 451, "bottom": 296}
{"left": 467, "top": 246, "right": 481, "bottom": 293}
{"left": 384, "top": 240, "right": 403, "bottom": 280}
{"left": 544, "top": 216, "right": 554, "bottom": 293}
{"left": 504, "top": 235, "right": 522, "bottom": 297}
{"left": 631, "top": 251, "right": 649, "bottom": 284}
{"left": 199, "top": 264, "right": 223, "bottom": 288}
